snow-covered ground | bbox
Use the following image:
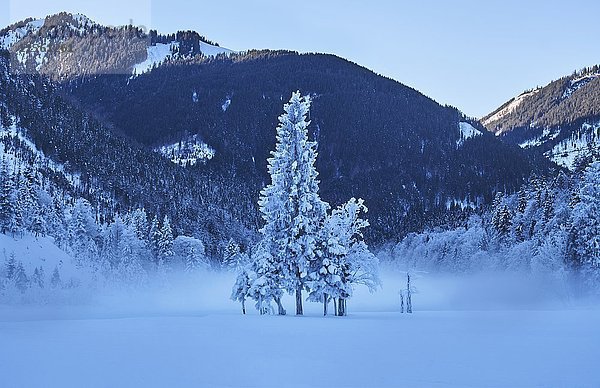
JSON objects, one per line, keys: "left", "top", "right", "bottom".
{"left": 1, "top": 271, "right": 599, "bottom": 387}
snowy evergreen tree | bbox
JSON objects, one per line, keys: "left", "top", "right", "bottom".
{"left": 32, "top": 266, "right": 44, "bottom": 288}
{"left": 0, "top": 160, "right": 13, "bottom": 234}
{"left": 69, "top": 198, "right": 99, "bottom": 266}
{"left": 13, "top": 261, "right": 28, "bottom": 293}
{"left": 231, "top": 265, "right": 251, "bottom": 314}
{"left": 309, "top": 198, "right": 379, "bottom": 316}
{"left": 173, "top": 236, "right": 208, "bottom": 272}
{"left": 246, "top": 241, "right": 286, "bottom": 315}
{"left": 571, "top": 161, "right": 600, "bottom": 268}
{"left": 50, "top": 266, "right": 61, "bottom": 289}
{"left": 148, "top": 215, "right": 161, "bottom": 263}
{"left": 157, "top": 215, "right": 174, "bottom": 267}
{"left": 4, "top": 252, "right": 17, "bottom": 280}
{"left": 257, "top": 91, "right": 328, "bottom": 315}
{"left": 0, "top": 171, "right": 20, "bottom": 236}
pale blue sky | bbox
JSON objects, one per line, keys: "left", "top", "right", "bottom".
{"left": 3, "top": 0, "right": 599, "bottom": 117}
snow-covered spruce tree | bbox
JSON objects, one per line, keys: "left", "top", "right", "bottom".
{"left": 69, "top": 199, "right": 99, "bottom": 267}
{"left": 571, "top": 161, "right": 600, "bottom": 270}
{"left": 148, "top": 215, "right": 161, "bottom": 263}
{"left": 308, "top": 198, "right": 380, "bottom": 316}
{"left": 245, "top": 241, "right": 286, "bottom": 315}
{"left": 257, "top": 91, "right": 328, "bottom": 315}
{"left": 157, "top": 215, "right": 174, "bottom": 268}
{"left": 0, "top": 159, "right": 12, "bottom": 234}
{"left": 222, "top": 238, "right": 242, "bottom": 270}
{"left": 32, "top": 266, "right": 44, "bottom": 288}
{"left": 231, "top": 264, "right": 251, "bottom": 315}
{"left": 50, "top": 266, "right": 61, "bottom": 289}
{"left": 0, "top": 170, "right": 20, "bottom": 236}
{"left": 173, "top": 236, "right": 208, "bottom": 272}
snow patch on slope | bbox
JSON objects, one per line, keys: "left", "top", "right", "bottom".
{"left": 156, "top": 135, "right": 215, "bottom": 167}
{"left": 199, "top": 41, "right": 235, "bottom": 57}
{"left": 456, "top": 122, "right": 482, "bottom": 148}
{"left": 0, "top": 122, "right": 81, "bottom": 187}
{"left": 518, "top": 127, "right": 561, "bottom": 149}
{"left": 0, "top": 19, "right": 44, "bottom": 50}
{"left": 482, "top": 89, "right": 540, "bottom": 131}
{"left": 221, "top": 96, "right": 231, "bottom": 112}
{"left": 132, "top": 42, "right": 178, "bottom": 76}
{"left": 546, "top": 121, "right": 600, "bottom": 170}
{"left": 562, "top": 73, "right": 599, "bottom": 99}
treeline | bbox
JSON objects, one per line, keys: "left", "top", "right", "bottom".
{"left": 0, "top": 158, "right": 211, "bottom": 299}
{"left": 385, "top": 158, "right": 600, "bottom": 292}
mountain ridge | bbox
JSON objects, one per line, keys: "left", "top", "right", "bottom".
{"left": 482, "top": 65, "right": 600, "bottom": 169}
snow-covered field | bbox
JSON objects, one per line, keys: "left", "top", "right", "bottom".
{"left": 1, "top": 271, "right": 599, "bottom": 387}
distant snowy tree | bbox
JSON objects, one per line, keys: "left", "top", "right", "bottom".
{"left": 4, "top": 252, "right": 17, "bottom": 280}
{"left": 13, "top": 261, "right": 28, "bottom": 293}
{"left": 173, "top": 236, "right": 208, "bottom": 272}
{"left": 258, "top": 91, "right": 328, "bottom": 315}
{"left": 231, "top": 265, "right": 251, "bottom": 314}
{"left": 32, "top": 266, "right": 44, "bottom": 288}
{"left": 69, "top": 199, "right": 99, "bottom": 266}
{"left": 148, "top": 215, "right": 161, "bottom": 263}
{"left": 50, "top": 266, "right": 61, "bottom": 289}
{"left": 0, "top": 171, "right": 20, "bottom": 236}
{"left": 222, "top": 238, "right": 250, "bottom": 273}
{"left": 571, "top": 161, "right": 600, "bottom": 268}
{"left": 157, "top": 215, "right": 174, "bottom": 267}
{"left": 127, "top": 208, "right": 149, "bottom": 243}
{"left": 309, "top": 198, "right": 379, "bottom": 316}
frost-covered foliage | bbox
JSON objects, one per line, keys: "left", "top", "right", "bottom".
{"left": 173, "top": 236, "right": 209, "bottom": 272}
{"left": 387, "top": 163, "right": 600, "bottom": 293}
{"left": 257, "top": 91, "right": 329, "bottom": 314}
{"left": 308, "top": 198, "right": 380, "bottom": 315}
{"left": 0, "top": 148, "right": 218, "bottom": 302}
{"left": 571, "top": 161, "right": 600, "bottom": 269}
{"left": 233, "top": 92, "right": 379, "bottom": 316}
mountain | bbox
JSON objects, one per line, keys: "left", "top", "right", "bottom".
{"left": 482, "top": 65, "right": 600, "bottom": 170}
{"left": 0, "top": 12, "right": 233, "bottom": 80}
{"left": 0, "top": 50, "right": 255, "bottom": 259}
{"left": 1, "top": 12, "right": 558, "bottom": 253}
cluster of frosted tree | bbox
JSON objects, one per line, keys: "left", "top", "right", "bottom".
{"left": 387, "top": 161, "right": 600, "bottom": 292}
{"left": 231, "top": 92, "right": 380, "bottom": 316}
{"left": 0, "top": 156, "right": 209, "bottom": 298}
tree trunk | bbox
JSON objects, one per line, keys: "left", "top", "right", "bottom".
{"left": 295, "top": 286, "right": 303, "bottom": 315}
{"left": 407, "top": 273, "right": 412, "bottom": 313}
{"left": 400, "top": 292, "right": 404, "bottom": 313}
{"left": 275, "top": 296, "right": 286, "bottom": 315}
{"left": 333, "top": 298, "right": 338, "bottom": 316}
{"left": 323, "top": 293, "right": 328, "bottom": 316}
{"left": 242, "top": 299, "right": 246, "bottom": 315}
{"left": 337, "top": 298, "right": 345, "bottom": 316}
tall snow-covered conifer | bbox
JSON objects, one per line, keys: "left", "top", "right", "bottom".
{"left": 571, "top": 161, "right": 600, "bottom": 269}
{"left": 258, "top": 91, "right": 328, "bottom": 315}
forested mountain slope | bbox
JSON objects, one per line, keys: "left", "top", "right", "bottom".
{"left": 482, "top": 66, "right": 600, "bottom": 169}
{"left": 64, "top": 50, "right": 557, "bottom": 242}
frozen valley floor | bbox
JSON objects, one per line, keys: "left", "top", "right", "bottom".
{"left": 1, "top": 272, "right": 599, "bottom": 387}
